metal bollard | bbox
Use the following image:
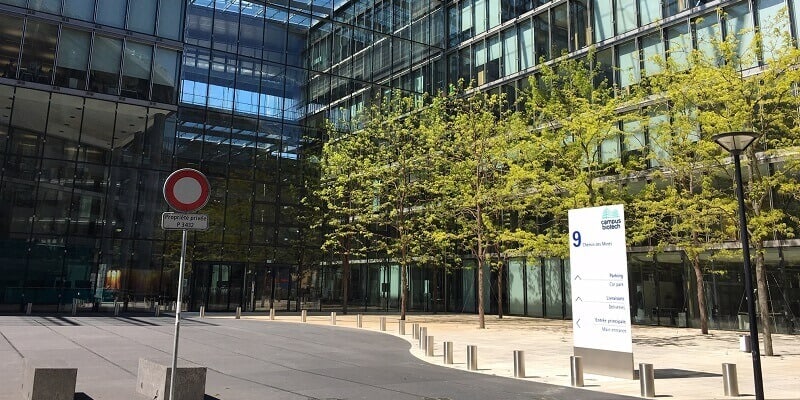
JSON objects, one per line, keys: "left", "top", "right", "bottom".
{"left": 466, "top": 345, "right": 478, "bottom": 371}
{"left": 114, "top": 302, "right": 120, "bottom": 316}
{"left": 200, "top": 305, "right": 205, "bottom": 318}
{"left": 72, "top": 299, "right": 78, "bottom": 316}
{"left": 380, "top": 316, "right": 386, "bottom": 331}
{"left": 513, "top": 350, "right": 525, "bottom": 378}
{"left": 570, "top": 355, "right": 584, "bottom": 387}
{"left": 154, "top": 302, "right": 160, "bottom": 317}
{"left": 639, "top": 363, "right": 655, "bottom": 398}
{"left": 357, "top": 314, "right": 363, "bottom": 328}
{"left": 443, "top": 341, "right": 453, "bottom": 364}
{"left": 235, "top": 306, "right": 241, "bottom": 319}
{"left": 739, "top": 335, "right": 751, "bottom": 353}
{"left": 419, "top": 327, "right": 427, "bottom": 349}
{"left": 722, "top": 363, "right": 739, "bottom": 397}
{"left": 330, "top": 312, "right": 337, "bottom": 325}
{"left": 412, "top": 323, "right": 420, "bottom": 339}
{"left": 26, "top": 303, "right": 32, "bottom": 316}
{"left": 270, "top": 308, "right": 275, "bottom": 320}
{"left": 301, "top": 309, "right": 307, "bottom": 322}
{"left": 426, "top": 336, "right": 434, "bottom": 356}
{"left": 398, "top": 320, "right": 405, "bottom": 335}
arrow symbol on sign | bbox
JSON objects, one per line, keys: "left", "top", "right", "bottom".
{"left": 574, "top": 275, "right": 581, "bottom": 280}
{"left": 576, "top": 319, "right": 581, "bottom": 328}
{"left": 575, "top": 297, "right": 582, "bottom": 302}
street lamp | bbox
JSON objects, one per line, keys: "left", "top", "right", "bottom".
{"left": 711, "top": 131, "right": 764, "bottom": 400}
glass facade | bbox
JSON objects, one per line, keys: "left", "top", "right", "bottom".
{"left": 0, "top": 0, "right": 798, "bottom": 332}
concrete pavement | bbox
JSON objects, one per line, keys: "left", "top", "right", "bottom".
{"left": 243, "top": 313, "right": 800, "bottom": 400}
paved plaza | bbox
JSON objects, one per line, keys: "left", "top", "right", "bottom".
{"left": 0, "top": 313, "right": 798, "bottom": 399}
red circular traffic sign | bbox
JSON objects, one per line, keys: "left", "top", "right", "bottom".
{"left": 163, "top": 169, "right": 210, "bottom": 212}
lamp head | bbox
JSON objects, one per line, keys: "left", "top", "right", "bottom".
{"left": 712, "top": 131, "right": 760, "bottom": 155}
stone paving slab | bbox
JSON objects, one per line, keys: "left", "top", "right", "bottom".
{"left": 245, "top": 313, "right": 800, "bottom": 400}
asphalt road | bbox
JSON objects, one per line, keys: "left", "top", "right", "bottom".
{"left": 0, "top": 315, "right": 639, "bottom": 399}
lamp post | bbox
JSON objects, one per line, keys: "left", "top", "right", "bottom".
{"left": 711, "top": 131, "right": 764, "bottom": 400}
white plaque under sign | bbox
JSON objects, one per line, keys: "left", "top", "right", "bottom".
{"left": 161, "top": 212, "right": 209, "bottom": 230}
{"left": 568, "top": 204, "right": 633, "bottom": 378}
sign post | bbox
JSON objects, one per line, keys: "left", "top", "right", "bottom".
{"left": 162, "top": 168, "right": 210, "bottom": 400}
{"left": 568, "top": 204, "right": 633, "bottom": 379}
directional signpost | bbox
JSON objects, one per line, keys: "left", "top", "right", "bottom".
{"left": 162, "top": 168, "right": 210, "bottom": 400}
{"left": 568, "top": 204, "right": 633, "bottom": 379}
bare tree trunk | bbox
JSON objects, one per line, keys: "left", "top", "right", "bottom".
{"left": 691, "top": 253, "right": 708, "bottom": 334}
{"left": 497, "top": 259, "right": 504, "bottom": 319}
{"left": 755, "top": 248, "right": 774, "bottom": 356}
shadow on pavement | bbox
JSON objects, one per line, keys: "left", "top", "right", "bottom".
{"left": 74, "top": 393, "right": 93, "bottom": 400}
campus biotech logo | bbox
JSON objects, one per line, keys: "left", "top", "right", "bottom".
{"left": 600, "top": 207, "right": 622, "bottom": 230}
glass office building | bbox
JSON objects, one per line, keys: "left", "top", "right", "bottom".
{"left": 0, "top": 0, "right": 798, "bottom": 333}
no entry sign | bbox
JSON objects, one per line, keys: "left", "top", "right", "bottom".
{"left": 163, "top": 168, "right": 210, "bottom": 212}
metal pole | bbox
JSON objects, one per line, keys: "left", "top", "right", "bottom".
{"left": 301, "top": 309, "right": 307, "bottom": 322}
{"left": 733, "top": 153, "right": 764, "bottom": 400}
{"left": 379, "top": 316, "right": 386, "bottom": 331}
{"left": 513, "top": 350, "right": 525, "bottom": 378}
{"left": 200, "top": 305, "right": 205, "bottom": 318}
{"left": 154, "top": 302, "right": 160, "bottom": 317}
{"left": 330, "top": 311, "right": 336, "bottom": 325}
{"left": 419, "top": 327, "right": 427, "bottom": 349}
{"left": 570, "top": 356, "right": 584, "bottom": 387}
{"left": 639, "top": 363, "right": 655, "bottom": 398}
{"left": 722, "top": 363, "right": 739, "bottom": 397}
{"left": 235, "top": 306, "right": 241, "bottom": 319}
{"left": 169, "top": 229, "right": 188, "bottom": 400}
{"left": 443, "top": 341, "right": 453, "bottom": 364}
{"left": 412, "top": 323, "right": 419, "bottom": 339}
{"left": 270, "top": 308, "right": 275, "bottom": 320}
{"left": 26, "top": 303, "right": 32, "bottom": 316}
{"left": 114, "top": 302, "right": 120, "bottom": 316}
{"left": 398, "top": 319, "right": 405, "bottom": 335}
{"left": 357, "top": 314, "right": 363, "bottom": 328}
{"left": 426, "top": 336, "right": 434, "bottom": 356}
{"left": 466, "top": 345, "right": 478, "bottom": 371}
{"left": 72, "top": 298, "right": 77, "bottom": 316}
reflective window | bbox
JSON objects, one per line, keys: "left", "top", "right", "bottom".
{"left": 666, "top": 22, "right": 691, "bottom": 70}
{"left": 0, "top": 15, "right": 22, "bottom": 79}
{"left": 534, "top": 13, "right": 549, "bottom": 62}
{"left": 503, "top": 27, "right": 518, "bottom": 76}
{"left": 615, "top": 0, "right": 637, "bottom": 35}
{"left": 641, "top": 33, "right": 664, "bottom": 76}
{"left": 593, "top": 0, "right": 614, "bottom": 42}
{"left": 29, "top": 0, "right": 60, "bottom": 14}
{"left": 90, "top": 36, "right": 123, "bottom": 95}
{"left": 663, "top": 0, "right": 690, "bottom": 18}
{"left": 488, "top": 0, "right": 501, "bottom": 29}
{"left": 570, "top": 0, "right": 588, "bottom": 50}
{"left": 63, "top": 0, "right": 94, "bottom": 21}
{"left": 122, "top": 41, "right": 152, "bottom": 100}
{"left": 552, "top": 4, "right": 569, "bottom": 56}
{"left": 97, "top": 0, "right": 127, "bottom": 28}
{"left": 695, "top": 12, "right": 722, "bottom": 65}
{"left": 757, "top": 0, "right": 791, "bottom": 61}
{"left": 475, "top": 0, "right": 487, "bottom": 35}
{"left": 152, "top": 47, "right": 179, "bottom": 104}
{"left": 639, "top": 0, "right": 660, "bottom": 26}
{"left": 519, "top": 20, "right": 534, "bottom": 69}
{"left": 600, "top": 134, "right": 620, "bottom": 163}
{"left": 157, "top": 0, "right": 184, "bottom": 40}
{"left": 55, "top": 29, "right": 90, "bottom": 90}
{"left": 128, "top": 0, "right": 158, "bottom": 35}
{"left": 725, "top": 2, "right": 756, "bottom": 69}
{"left": 0, "top": 0, "right": 27, "bottom": 6}
{"left": 20, "top": 20, "right": 57, "bottom": 85}
{"left": 461, "top": 0, "right": 473, "bottom": 41}
{"left": 617, "top": 39, "right": 640, "bottom": 88}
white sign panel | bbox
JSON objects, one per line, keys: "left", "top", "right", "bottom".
{"left": 161, "top": 212, "right": 209, "bottom": 231}
{"left": 568, "top": 204, "right": 632, "bottom": 353}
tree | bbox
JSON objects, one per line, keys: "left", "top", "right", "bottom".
{"left": 640, "top": 11, "right": 800, "bottom": 351}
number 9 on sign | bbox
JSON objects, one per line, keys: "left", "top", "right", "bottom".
{"left": 572, "top": 231, "right": 581, "bottom": 247}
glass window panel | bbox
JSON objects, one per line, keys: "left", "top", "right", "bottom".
{"left": 509, "top": 258, "right": 525, "bottom": 314}
{"left": 526, "top": 258, "right": 543, "bottom": 317}
{"left": 663, "top": 0, "right": 689, "bottom": 18}
{"left": 90, "top": 36, "right": 122, "bottom": 95}
{"left": 11, "top": 88, "right": 49, "bottom": 133}
{"left": 213, "top": 0, "right": 240, "bottom": 53}
{"left": 667, "top": 22, "right": 691, "bottom": 70}
{"left": 0, "top": 0, "right": 27, "bottom": 6}
{"left": 20, "top": 20, "right": 58, "bottom": 85}
{"left": 534, "top": 13, "right": 549, "bottom": 61}
{"left": 0, "top": 85, "right": 12, "bottom": 131}
{"left": 503, "top": 27, "right": 518, "bottom": 76}
{"left": 461, "top": 0, "right": 473, "bottom": 40}
{"left": 239, "top": 6, "right": 265, "bottom": 59}
{"left": 128, "top": 0, "right": 158, "bottom": 35}
{"left": 0, "top": 14, "right": 23, "bottom": 79}
{"left": 594, "top": 46, "right": 614, "bottom": 87}
{"left": 641, "top": 33, "right": 664, "bottom": 76}
{"left": 28, "top": 0, "right": 60, "bottom": 14}
{"left": 152, "top": 47, "right": 178, "bottom": 104}
{"left": 2, "top": 182, "right": 36, "bottom": 235}
{"left": 448, "top": 4, "right": 459, "bottom": 46}
{"left": 475, "top": 0, "right": 487, "bottom": 34}
{"left": 46, "top": 93, "right": 84, "bottom": 144}
{"left": 552, "top": 4, "right": 569, "bottom": 56}
{"left": 615, "top": 0, "right": 637, "bottom": 34}
{"left": 264, "top": 24, "right": 287, "bottom": 64}
{"left": 639, "top": 0, "right": 660, "bottom": 26}
{"left": 600, "top": 135, "right": 620, "bottom": 162}
{"left": 757, "top": 0, "right": 791, "bottom": 61}
{"left": 519, "top": 20, "right": 534, "bottom": 69}
{"left": 122, "top": 41, "right": 152, "bottom": 100}
{"left": 64, "top": 0, "right": 95, "bottom": 20}
{"left": 695, "top": 12, "right": 722, "bottom": 65}
{"left": 544, "top": 258, "right": 563, "bottom": 318}
{"left": 593, "top": 0, "right": 614, "bottom": 42}
{"left": 488, "top": 0, "right": 500, "bottom": 29}
{"left": 616, "top": 40, "right": 640, "bottom": 88}
{"left": 55, "top": 29, "right": 90, "bottom": 90}
{"left": 648, "top": 112, "right": 670, "bottom": 166}
{"left": 97, "top": 0, "right": 128, "bottom": 28}
{"left": 81, "top": 98, "right": 116, "bottom": 151}
{"left": 570, "top": 0, "right": 588, "bottom": 50}
{"left": 726, "top": 2, "right": 756, "bottom": 69}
